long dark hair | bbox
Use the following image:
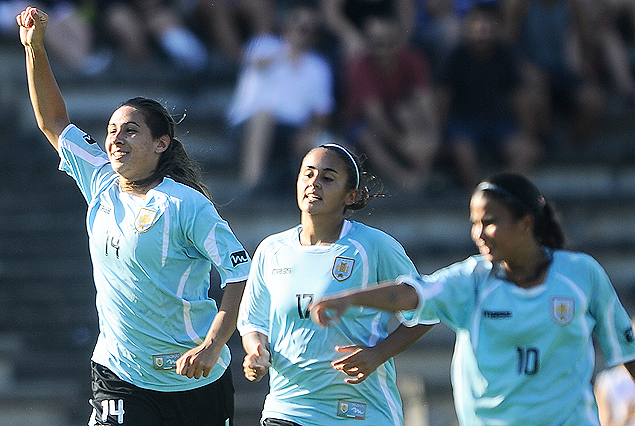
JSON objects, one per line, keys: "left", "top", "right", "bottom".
{"left": 120, "top": 97, "right": 212, "bottom": 200}
{"left": 317, "top": 144, "right": 383, "bottom": 211}
{"left": 475, "top": 173, "right": 566, "bottom": 249}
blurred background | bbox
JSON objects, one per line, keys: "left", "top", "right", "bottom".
{"left": 1, "top": 0, "right": 635, "bottom": 425}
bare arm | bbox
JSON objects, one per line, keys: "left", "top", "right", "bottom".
{"left": 176, "top": 280, "right": 247, "bottom": 379}
{"left": 241, "top": 331, "right": 271, "bottom": 382}
{"left": 17, "top": 7, "right": 70, "bottom": 151}
{"left": 332, "top": 323, "right": 433, "bottom": 384}
{"left": 311, "top": 282, "right": 419, "bottom": 327}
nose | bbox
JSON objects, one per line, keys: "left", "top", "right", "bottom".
{"left": 471, "top": 222, "right": 483, "bottom": 243}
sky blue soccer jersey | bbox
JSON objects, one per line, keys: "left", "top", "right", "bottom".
{"left": 398, "top": 250, "right": 635, "bottom": 426}
{"left": 238, "top": 221, "right": 431, "bottom": 425}
{"left": 57, "top": 124, "right": 251, "bottom": 391}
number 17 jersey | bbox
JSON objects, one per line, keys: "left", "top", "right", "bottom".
{"left": 238, "top": 220, "right": 424, "bottom": 426}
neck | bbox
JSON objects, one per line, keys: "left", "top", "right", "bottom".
{"left": 119, "top": 176, "right": 161, "bottom": 197}
{"left": 300, "top": 215, "right": 345, "bottom": 246}
{"left": 503, "top": 247, "right": 550, "bottom": 289}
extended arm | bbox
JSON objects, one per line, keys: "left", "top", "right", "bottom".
{"left": 176, "top": 280, "right": 247, "bottom": 379}
{"left": 17, "top": 7, "right": 70, "bottom": 151}
{"left": 311, "top": 282, "right": 419, "bottom": 327}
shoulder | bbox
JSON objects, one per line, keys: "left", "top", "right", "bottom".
{"left": 431, "top": 255, "right": 492, "bottom": 281}
{"left": 255, "top": 226, "right": 299, "bottom": 253}
{"left": 552, "top": 250, "right": 602, "bottom": 271}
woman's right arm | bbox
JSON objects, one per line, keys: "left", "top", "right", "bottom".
{"left": 17, "top": 7, "right": 70, "bottom": 151}
{"left": 311, "top": 282, "right": 419, "bottom": 327}
{"left": 242, "top": 331, "right": 271, "bottom": 382}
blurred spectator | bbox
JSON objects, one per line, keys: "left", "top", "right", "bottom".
{"left": 437, "top": 1, "right": 543, "bottom": 190}
{"left": 100, "top": 0, "right": 208, "bottom": 71}
{"left": 227, "top": 4, "right": 334, "bottom": 194}
{"left": 0, "top": 0, "right": 110, "bottom": 75}
{"left": 342, "top": 14, "right": 439, "bottom": 194}
{"left": 587, "top": 0, "right": 635, "bottom": 102}
{"left": 410, "top": 0, "right": 463, "bottom": 79}
{"left": 181, "top": 0, "right": 276, "bottom": 66}
{"left": 321, "top": 0, "right": 415, "bottom": 63}
{"left": 504, "top": 0, "right": 606, "bottom": 146}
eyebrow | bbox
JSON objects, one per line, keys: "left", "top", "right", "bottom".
{"left": 108, "top": 121, "right": 141, "bottom": 127}
{"left": 305, "top": 165, "right": 340, "bottom": 174}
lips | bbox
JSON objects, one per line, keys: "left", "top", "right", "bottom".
{"left": 305, "top": 192, "right": 321, "bottom": 201}
{"left": 111, "top": 151, "right": 128, "bottom": 160}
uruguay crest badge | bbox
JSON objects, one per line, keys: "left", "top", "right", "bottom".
{"left": 551, "top": 297, "right": 575, "bottom": 326}
{"left": 134, "top": 207, "right": 158, "bottom": 233}
{"left": 332, "top": 257, "right": 355, "bottom": 281}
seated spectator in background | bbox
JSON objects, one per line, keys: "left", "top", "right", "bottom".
{"left": 0, "top": 0, "right": 110, "bottom": 75}
{"left": 101, "top": 0, "right": 208, "bottom": 71}
{"left": 437, "top": 1, "right": 543, "bottom": 190}
{"left": 343, "top": 14, "right": 439, "bottom": 194}
{"left": 587, "top": 0, "right": 635, "bottom": 102}
{"left": 181, "top": 0, "right": 275, "bottom": 66}
{"left": 504, "top": 0, "right": 606, "bottom": 146}
{"left": 227, "top": 4, "right": 334, "bottom": 194}
{"left": 321, "top": 0, "right": 415, "bottom": 64}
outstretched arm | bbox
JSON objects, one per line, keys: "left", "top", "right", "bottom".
{"left": 332, "top": 323, "right": 433, "bottom": 384}
{"left": 176, "top": 280, "right": 247, "bottom": 379}
{"left": 311, "top": 281, "right": 419, "bottom": 327}
{"left": 17, "top": 7, "right": 70, "bottom": 151}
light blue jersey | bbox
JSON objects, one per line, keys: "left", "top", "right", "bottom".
{"left": 238, "top": 221, "right": 427, "bottom": 426}
{"left": 398, "top": 250, "right": 635, "bottom": 426}
{"left": 58, "top": 124, "right": 251, "bottom": 391}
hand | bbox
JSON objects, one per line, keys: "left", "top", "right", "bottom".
{"left": 310, "top": 295, "right": 351, "bottom": 327}
{"left": 16, "top": 7, "right": 48, "bottom": 48}
{"left": 176, "top": 342, "right": 222, "bottom": 379}
{"left": 243, "top": 342, "right": 270, "bottom": 382}
{"left": 332, "top": 345, "right": 383, "bottom": 384}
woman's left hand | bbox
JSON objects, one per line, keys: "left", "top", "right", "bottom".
{"left": 331, "top": 344, "right": 383, "bottom": 384}
{"left": 176, "top": 343, "right": 222, "bottom": 379}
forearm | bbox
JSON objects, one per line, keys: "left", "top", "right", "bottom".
{"left": 344, "top": 282, "right": 419, "bottom": 312}
{"left": 242, "top": 331, "right": 269, "bottom": 355}
{"left": 202, "top": 281, "right": 246, "bottom": 348}
{"left": 25, "top": 43, "right": 69, "bottom": 148}
{"left": 372, "top": 323, "right": 433, "bottom": 364}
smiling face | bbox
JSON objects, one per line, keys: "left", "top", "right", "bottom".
{"left": 297, "top": 148, "right": 358, "bottom": 218}
{"left": 469, "top": 191, "right": 530, "bottom": 264}
{"left": 105, "top": 106, "right": 169, "bottom": 183}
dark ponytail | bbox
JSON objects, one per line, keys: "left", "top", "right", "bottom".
{"left": 475, "top": 173, "right": 565, "bottom": 249}
{"left": 120, "top": 97, "right": 212, "bottom": 200}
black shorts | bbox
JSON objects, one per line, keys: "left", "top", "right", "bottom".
{"left": 89, "top": 361, "right": 234, "bottom": 426}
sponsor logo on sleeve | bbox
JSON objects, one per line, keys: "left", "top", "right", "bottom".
{"left": 230, "top": 250, "right": 249, "bottom": 267}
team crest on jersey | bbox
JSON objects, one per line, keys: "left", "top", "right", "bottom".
{"left": 134, "top": 208, "right": 158, "bottom": 233}
{"left": 551, "top": 297, "right": 575, "bottom": 326}
{"left": 332, "top": 257, "right": 355, "bottom": 281}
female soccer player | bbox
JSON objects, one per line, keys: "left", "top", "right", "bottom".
{"left": 237, "top": 143, "right": 434, "bottom": 425}
{"left": 312, "top": 173, "right": 635, "bottom": 426}
{"left": 17, "top": 7, "right": 250, "bottom": 426}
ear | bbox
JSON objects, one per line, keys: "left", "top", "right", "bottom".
{"left": 155, "top": 135, "right": 170, "bottom": 154}
{"left": 344, "top": 189, "right": 360, "bottom": 207}
{"left": 520, "top": 214, "right": 535, "bottom": 237}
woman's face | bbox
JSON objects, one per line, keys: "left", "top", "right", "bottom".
{"left": 105, "top": 106, "right": 168, "bottom": 182}
{"left": 470, "top": 191, "right": 529, "bottom": 264}
{"left": 297, "top": 148, "right": 358, "bottom": 218}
